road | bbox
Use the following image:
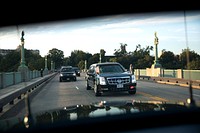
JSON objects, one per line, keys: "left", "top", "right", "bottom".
{"left": 1, "top": 73, "right": 200, "bottom": 119}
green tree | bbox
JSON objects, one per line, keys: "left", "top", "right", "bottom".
{"left": 48, "top": 48, "right": 64, "bottom": 69}
{"left": 131, "top": 44, "right": 154, "bottom": 69}
{"left": 63, "top": 57, "right": 70, "bottom": 66}
{"left": 25, "top": 49, "right": 44, "bottom": 70}
{"left": 68, "top": 50, "right": 92, "bottom": 67}
{"left": 114, "top": 43, "right": 128, "bottom": 56}
{"left": 180, "top": 49, "right": 200, "bottom": 69}
{"left": 88, "top": 53, "right": 100, "bottom": 67}
{"left": 0, "top": 49, "right": 44, "bottom": 72}
{"left": 188, "top": 59, "right": 200, "bottom": 70}
{"left": 0, "top": 50, "right": 20, "bottom": 72}
{"left": 159, "top": 51, "right": 180, "bottom": 69}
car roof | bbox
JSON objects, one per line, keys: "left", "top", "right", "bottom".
{"left": 61, "top": 66, "right": 72, "bottom": 69}
{"left": 92, "top": 62, "right": 121, "bottom": 66}
{"left": 72, "top": 67, "right": 80, "bottom": 69}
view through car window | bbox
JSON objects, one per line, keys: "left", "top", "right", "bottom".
{"left": 0, "top": 9, "right": 200, "bottom": 133}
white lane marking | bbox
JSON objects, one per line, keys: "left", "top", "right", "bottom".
{"left": 193, "top": 94, "right": 200, "bottom": 97}
{"left": 76, "top": 86, "right": 79, "bottom": 90}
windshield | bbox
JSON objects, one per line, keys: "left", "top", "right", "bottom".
{"left": 0, "top": 7, "right": 200, "bottom": 133}
{"left": 61, "top": 68, "right": 74, "bottom": 72}
{"left": 99, "top": 64, "right": 125, "bottom": 73}
{"left": 72, "top": 67, "right": 80, "bottom": 71}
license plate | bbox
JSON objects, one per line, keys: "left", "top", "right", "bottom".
{"left": 67, "top": 78, "right": 70, "bottom": 80}
{"left": 117, "top": 84, "right": 123, "bottom": 88}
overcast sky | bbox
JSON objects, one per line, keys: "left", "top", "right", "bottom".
{"left": 0, "top": 10, "right": 200, "bottom": 57}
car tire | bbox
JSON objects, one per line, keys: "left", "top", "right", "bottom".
{"left": 86, "top": 80, "right": 91, "bottom": 90}
{"left": 94, "top": 82, "right": 101, "bottom": 96}
{"left": 59, "top": 78, "right": 62, "bottom": 82}
{"left": 128, "top": 89, "right": 136, "bottom": 95}
{"left": 74, "top": 77, "right": 77, "bottom": 81}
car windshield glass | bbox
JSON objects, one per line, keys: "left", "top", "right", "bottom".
{"left": 73, "top": 67, "right": 80, "bottom": 71}
{"left": 61, "top": 68, "right": 73, "bottom": 72}
{"left": 99, "top": 64, "right": 125, "bottom": 73}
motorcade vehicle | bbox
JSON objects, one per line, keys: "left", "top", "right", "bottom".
{"left": 59, "top": 66, "right": 77, "bottom": 82}
{"left": 86, "top": 62, "right": 137, "bottom": 96}
{"left": 72, "top": 67, "right": 81, "bottom": 76}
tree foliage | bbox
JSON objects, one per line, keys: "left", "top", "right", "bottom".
{"left": 1, "top": 44, "right": 200, "bottom": 72}
{"left": 159, "top": 51, "right": 180, "bottom": 69}
{"left": 114, "top": 43, "right": 128, "bottom": 56}
{"left": 48, "top": 48, "right": 64, "bottom": 69}
{"left": 179, "top": 49, "right": 200, "bottom": 69}
{"left": 0, "top": 49, "right": 44, "bottom": 72}
{"left": 113, "top": 44, "right": 154, "bottom": 69}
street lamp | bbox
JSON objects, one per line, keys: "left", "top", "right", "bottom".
{"left": 18, "top": 30, "right": 29, "bottom": 81}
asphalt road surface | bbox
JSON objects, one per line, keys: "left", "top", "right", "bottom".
{"left": 1, "top": 73, "right": 200, "bottom": 119}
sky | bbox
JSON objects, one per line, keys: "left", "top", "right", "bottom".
{"left": 0, "top": 10, "right": 200, "bottom": 58}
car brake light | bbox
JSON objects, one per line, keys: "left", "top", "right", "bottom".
{"left": 130, "top": 86, "right": 135, "bottom": 89}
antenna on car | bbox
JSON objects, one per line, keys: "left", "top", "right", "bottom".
{"left": 184, "top": 10, "right": 196, "bottom": 107}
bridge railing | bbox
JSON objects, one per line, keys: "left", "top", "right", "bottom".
{"left": 0, "top": 70, "right": 50, "bottom": 89}
{"left": 137, "top": 75, "right": 200, "bottom": 89}
{"left": 0, "top": 72, "right": 57, "bottom": 113}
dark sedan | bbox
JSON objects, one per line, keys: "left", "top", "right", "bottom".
{"left": 59, "top": 66, "right": 77, "bottom": 82}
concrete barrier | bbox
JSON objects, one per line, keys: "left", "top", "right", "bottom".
{"left": 138, "top": 75, "right": 200, "bottom": 89}
{"left": 0, "top": 73, "right": 57, "bottom": 114}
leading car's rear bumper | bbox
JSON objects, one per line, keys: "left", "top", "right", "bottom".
{"left": 60, "top": 75, "right": 76, "bottom": 81}
{"left": 99, "top": 83, "right": 136, "bottom": 92}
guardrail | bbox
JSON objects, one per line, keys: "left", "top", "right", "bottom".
{"left": 0, "top": 70, "right": 50, "bottom": 89}
{"left": 0, "top": 72, "right": 57, "bottom": 114}
{"left": 137, "top": 75, "right": 200, "bottom": 89}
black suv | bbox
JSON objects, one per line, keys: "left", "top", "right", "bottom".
{"left": 86, "top": 62, "right": 137, "bottom": 96}
{"left": 59, "top": 66, "right": 77, "bottom": 82}
{"left": 72, "top": 67, "right": 81, "bottom": 76}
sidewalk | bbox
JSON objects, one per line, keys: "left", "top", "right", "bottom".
{"left": 0, "top": 76, "right": 47, "bottom": 98}
{"left": 0, "top": 73, "right": 57, "bottom": 118}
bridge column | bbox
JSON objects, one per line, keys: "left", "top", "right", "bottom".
{"left": 44, "top": 55, "right": 48, "bottom": 75}
{"left": 152, "top": 32, "right": 162, "bottom": 68}
{"left": 85, "top": 60, "right": 87, "bottom": 72}
{"left": 51, "top": 61, "right": 54, "bottom": 72}
{"left": 18, "top": 31, "right": 29, "bottom": 82}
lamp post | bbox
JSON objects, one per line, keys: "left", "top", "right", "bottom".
{"left": 44, "top": 55, "right": 48, "bottom": 70}
{"left": 18, "top": 31, "right": 29, "bottom": 81}
{"left": 43, "top": 55, "right": 48, "bottom": 75}
{"left": 19, "top": 31, "right": 27, "bottom": 68}
{"left": 85, "top": 60, "right": 87, "bottom": 72}
{"left": 51, "top": 61, "right": 53, "bottom": 72}
{"left": 152, "top": 32, "right": 162, "bottom": 68}
{"left": 99, "top": 52, "right": 102, "bottom": 63}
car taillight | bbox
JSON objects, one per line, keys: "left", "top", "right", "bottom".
{"left": 130, "top": 86, "right": 135, "bottom": 89}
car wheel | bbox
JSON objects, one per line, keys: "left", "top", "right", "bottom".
{"left": 59, "top": 78, "right": 62, "bottom": 82}
{"left": 74, "top": 77, "right": 77, "bottom": 81}
{"left": 94, "top": 82, "right": 101, "bottom": 96}
{"left": 86, "top": 80, "right": 91, "bottom": 90}
{"left": 128, "top": 89, "right": 136, "bottom": 95}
